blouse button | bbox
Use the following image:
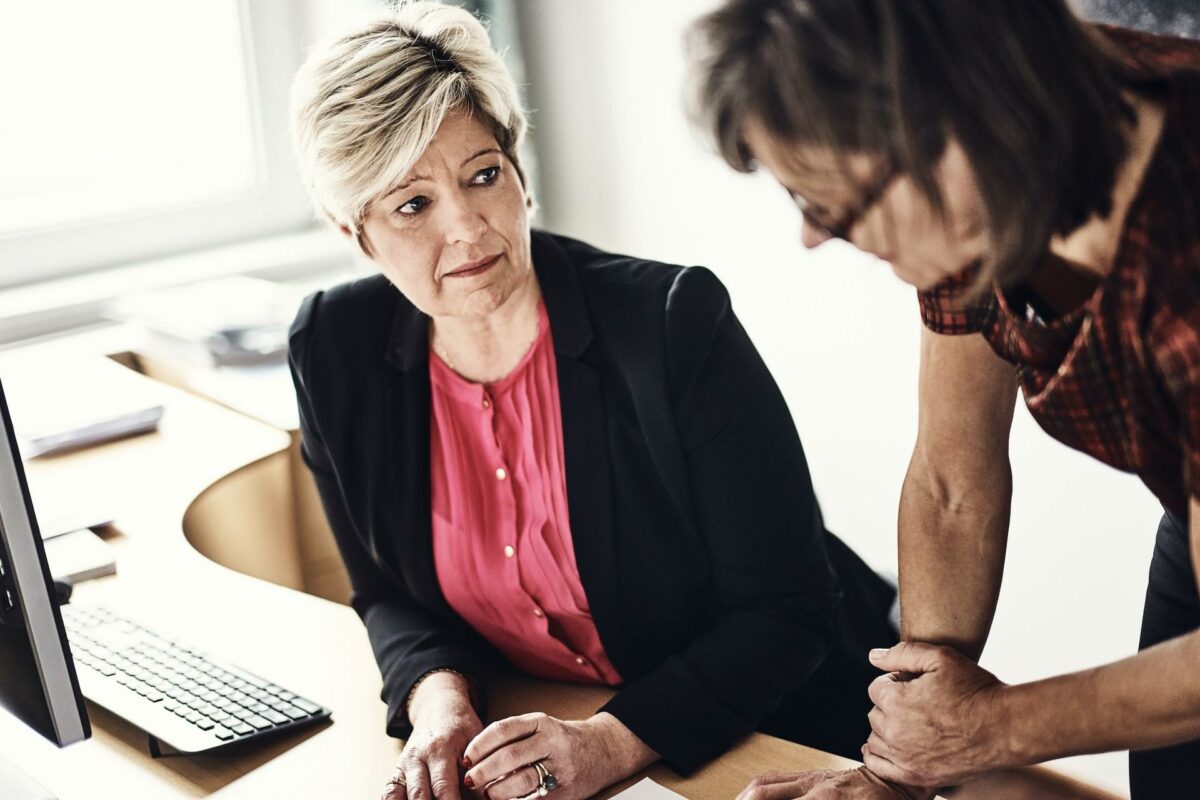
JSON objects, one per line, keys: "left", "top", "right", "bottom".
{"left": 496, "top": 467, "right": 507, "bottom": 481}
{"left": 504, "top": 545, "right": 515, "bottom": 559}
{"left": 533, "top": 608, "right": 544, "bottom": 618}
{"left": 482, "top": 396, "right": 491, "bottom": 409}
{"left": 574, "top": 656, "right": 586, "bottom": 667}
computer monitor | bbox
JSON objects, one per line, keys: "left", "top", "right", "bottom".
{"left": 0, "top": 374, "right": 90, "bottom": 797}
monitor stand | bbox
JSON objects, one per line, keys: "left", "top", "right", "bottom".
{"left": 0, "top": 753, "right": 57, "bottom": 800}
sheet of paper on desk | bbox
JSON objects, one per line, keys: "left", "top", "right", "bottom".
{"left": 610, "top": 778, "right": 690, "bottom": 800}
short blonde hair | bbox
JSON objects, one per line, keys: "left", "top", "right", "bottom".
{"left": 290, "top": 1, "right": 530, "bottom": 238}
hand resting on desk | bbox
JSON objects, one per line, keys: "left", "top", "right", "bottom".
{"left": 384, "top": 673, "right": 482, "bottom": 800}
{"left": 462, "top": 711, "right": 658, "bottom": 800}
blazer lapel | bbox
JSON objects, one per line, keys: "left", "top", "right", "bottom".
{"left": 380, "top": 298, "right": 457, "bottom": 619}
{"left": 534, "top": 232, "right": 626, "bottom": 665}
{"left": 554, "top": 356, "right": 624, "bottom": 658}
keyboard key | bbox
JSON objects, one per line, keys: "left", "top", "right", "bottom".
{"left": 244, "top": 715, "right": 273, "bottom": 731}
{"left": 196, "top": 719, "right": 216, "bottom": 731}
{"left": 292, "top": 699, "right": 322, "bottom": 715}
{"left": 230, "top": 722, "right": 254, "bottom": 736}
{"left": 213, "top": 726, "right": 234, "bottom": 741}
{"left": 278, "top": 704, "right": 310, "bottom": 721}
{"left": 262, "top": 711, "right": 289, "bottom": 725}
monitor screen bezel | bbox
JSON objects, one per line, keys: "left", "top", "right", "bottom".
{"left": 0, "top": 376, "right": 89, "bottom": 746}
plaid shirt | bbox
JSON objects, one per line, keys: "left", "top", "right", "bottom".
{"left": 918, "top": 27, "right": 1200, "bottom": 519}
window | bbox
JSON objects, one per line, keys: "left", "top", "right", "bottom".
{"left": 0, "top": 1, "right": 313, "bottom": 288}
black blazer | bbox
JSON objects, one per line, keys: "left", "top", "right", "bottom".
{"left": 288, "top": 230, "right": 895, "bottom": 774}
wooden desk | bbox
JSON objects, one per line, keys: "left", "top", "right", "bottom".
{"left": 0, "top": 357, "right": 862, "bottom": 799}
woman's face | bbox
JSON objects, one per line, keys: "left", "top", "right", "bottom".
{"left": 358, "top": 110, "right": 532, "bottom": 320}
{"left": 742, "top": 119, "right": 989, "bottom": 291}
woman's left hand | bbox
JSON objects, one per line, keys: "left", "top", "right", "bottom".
{"left": 463, "top": 712, "right": 656, "bottom": 800}
{"left": 863, "top": 642, "right": 1013, "bottom": 787}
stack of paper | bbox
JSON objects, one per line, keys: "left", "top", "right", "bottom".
{"left": 43, "top": 529, "right": 116, "bottom": 583}
{"left": 5, "top": 365, "right": 163, "bottom": 459}
{"left": 109, "top": 276, "right": 304, "bottom": 367}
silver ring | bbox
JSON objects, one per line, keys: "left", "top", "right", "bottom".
{"left": 533, "top": 761, "right": 559, "bottom": 795}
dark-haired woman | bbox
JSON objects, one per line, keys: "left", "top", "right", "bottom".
{"left": 691, "top": 3, "right": 1200, "bottom": 798}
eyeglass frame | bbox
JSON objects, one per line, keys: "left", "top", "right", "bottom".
{"left": 788, "top": 155, "right": 900, "bottom": 242}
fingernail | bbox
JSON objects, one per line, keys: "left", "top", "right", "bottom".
{"left": 870, "top": 648, "right": 889, "bottom": 660}
{"left": 463, "top": 775, "right": 475, "bottom": 789}
{"left": 461, "top": 755, "right": 473, "bottom": 769}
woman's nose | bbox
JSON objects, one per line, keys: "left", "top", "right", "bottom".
{"left": 442, "top": 194, "right": 487, "bottom": 245}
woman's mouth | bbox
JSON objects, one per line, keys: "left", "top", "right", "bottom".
{"left": 444, "top": 254, "right": 502, "bottom": 279}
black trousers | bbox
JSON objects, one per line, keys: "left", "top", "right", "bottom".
{"left": 1130, "top": 511, "right": 1198, "bottom": 799}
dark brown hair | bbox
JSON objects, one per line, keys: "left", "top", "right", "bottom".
{"left": 688, "top": 0, "right": 1140, "bottom": 290}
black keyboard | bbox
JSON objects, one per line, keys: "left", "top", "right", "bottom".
{"left": 62, "top": 604, "right": 331, "bottom": 753}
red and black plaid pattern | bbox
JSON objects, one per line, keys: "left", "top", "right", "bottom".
{"left": 918, "top": 27, "right": 1200, "bottom": 519}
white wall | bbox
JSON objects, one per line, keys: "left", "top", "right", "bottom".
{"left": 517, "top": 2, "right": 1164, "bottom": 795}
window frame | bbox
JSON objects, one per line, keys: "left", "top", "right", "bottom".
{"left": 0, "top": 1, "right": 316, "bottom": 290}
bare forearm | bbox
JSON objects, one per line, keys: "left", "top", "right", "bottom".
{"left": 898, "top": 460, "right": 1011, "bottom": 661}
{"left": 1002, "top": 628, "right": 1200, "bottom": 763}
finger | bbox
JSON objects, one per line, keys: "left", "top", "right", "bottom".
{"left": 404, "top": 759, "right": 434, "bottom": 800}
{"left": 480, "top": 763, "right": 540, "bottom": 800}
{"left": 467, "top": 738, "right": 549, "bottom": 789}
{"left": 869, "top": 641, "right": 948, "bottom": 674}
{"left": 866, "top": 672, "right": 901, "bottom": 706}
{"left": 382, "top": 780, "right": 408, "bottom": 800}
{"left": 428, "top": 756, "right": 464, "bottom": 800}
{"left": 867, "top": 705, "right": 886, "bottom": 735}
{"left": 465, "top": 714, "right": 544, "bottom": 765}
{"left": 861, "top": 746, "right": 914, "bottom": 786}
{"left": 735, "top": 772, "right": 794, "bottom": 800}
{"left": 865, "top": 731, "right": 895, "bottom": 761}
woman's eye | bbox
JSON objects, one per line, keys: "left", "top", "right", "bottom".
{"left": 397, "top": 196, "right": 429, "bottom": 216}
{"left": 471, "top": 165, "right": 500, "bottom": 185}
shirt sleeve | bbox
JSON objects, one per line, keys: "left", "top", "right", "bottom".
{"left": 1148, "top": 291, "right": 1200, "bottom": 506}
{"left": 917, "top": 268, "right": 997, "bottom": 335}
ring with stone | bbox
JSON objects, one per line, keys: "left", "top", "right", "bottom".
{"left": 532, "top": 761, "right": 559, "bottom": 795}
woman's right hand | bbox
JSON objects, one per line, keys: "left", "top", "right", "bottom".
{"left": 383, "top": 672, "right": 482, "bottom": 800}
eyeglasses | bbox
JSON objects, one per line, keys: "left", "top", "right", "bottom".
{"left": 789, "top": 157, "right": 900, "bottom": 242}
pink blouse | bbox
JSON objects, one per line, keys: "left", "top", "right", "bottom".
{"left": 428, "top": 301, "right": 622, "bottom": 685}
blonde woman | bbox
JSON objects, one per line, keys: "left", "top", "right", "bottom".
{"left": 289, "top": 4, "right": 896, "bottom": 800}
